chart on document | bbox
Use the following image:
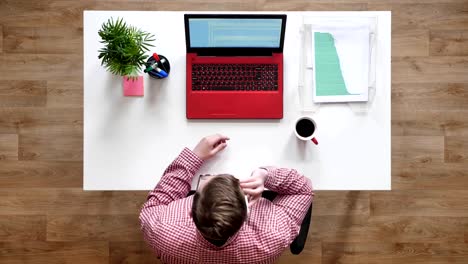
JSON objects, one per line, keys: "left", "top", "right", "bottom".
{"left": 311, "top": 21, "right": 370, "bottom": 103}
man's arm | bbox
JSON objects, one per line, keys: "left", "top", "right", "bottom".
{"left": 264, "top": 167, "right": 313, "bottom": 244}
{"left": 139, "top": 148, "right": 202, "bottom": 252}
{"left": 241, "top": 167, "right": 313, "bottom": 245}
{"left": 139, "top": 134, "right": 229, "bottom": 250}
{"left": 140, "top": 148, "right": 203, "bottom": 215}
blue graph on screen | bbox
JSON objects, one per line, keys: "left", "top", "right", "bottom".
{"left": 189, "top": 18, "right": 282, "bottom": 48}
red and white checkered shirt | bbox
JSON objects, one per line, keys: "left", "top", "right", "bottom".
{"left": 140, "top": 148, "right": 313, "bottom": 264}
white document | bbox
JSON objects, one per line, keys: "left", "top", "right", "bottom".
{"left": 310, "top": 19, "right": 371, "bottom": 103}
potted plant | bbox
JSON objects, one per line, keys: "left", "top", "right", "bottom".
{"left": 98, "top": 17, "right": 155, "bottom": 96}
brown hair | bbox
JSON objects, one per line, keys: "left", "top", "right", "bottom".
{"left": 192, "top": 174, "right": 247, "bottom": 244}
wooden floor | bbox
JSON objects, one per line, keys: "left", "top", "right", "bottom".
{"left": 1, "top": 0, "right": 467, "bottom": 263}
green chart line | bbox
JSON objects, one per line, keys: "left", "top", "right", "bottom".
{"left": 314, "top": 32, "right": 352, "bottom": 96}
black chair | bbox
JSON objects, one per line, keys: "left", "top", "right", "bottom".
{"left": 187, "top": 190, "right": 312, "bottom": 255}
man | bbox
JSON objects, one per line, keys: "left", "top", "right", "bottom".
{"left": 139, "top": 134, "right": 313, "bottom": 264}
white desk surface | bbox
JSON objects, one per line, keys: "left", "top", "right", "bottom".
{"left": 84, "top": 11, "right": 391, "bottom": 190}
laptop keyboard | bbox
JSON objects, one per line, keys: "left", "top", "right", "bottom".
{"left": 191, "top": 64, "right": 279, "bottom": 91}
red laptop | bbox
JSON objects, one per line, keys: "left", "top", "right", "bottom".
{"left": 184, "top": 14, "right": 287, "bottom": 119}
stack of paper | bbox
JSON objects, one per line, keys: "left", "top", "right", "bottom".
{"left": 311, "top": 20, "right": 370, "bottom": 103}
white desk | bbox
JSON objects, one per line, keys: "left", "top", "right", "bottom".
{"left": 84, "top": 11, "right": 391, "bottom": 190}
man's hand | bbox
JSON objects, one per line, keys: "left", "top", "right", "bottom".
{"left": 240, "top": 168, "right": 268, "bottom": 207}
{"left": 193, "top": 134, "right": 230, "bottom": 160}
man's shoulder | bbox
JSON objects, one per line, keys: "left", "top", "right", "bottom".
{"left": 158, "top": 195, "right": 194, "bottom": 225}
{"left": 246, "top": 198, "right": 280, "bottom": 231}
{"left": 236, "top": 212, "right": 289, "bottom": 260}
{"left": 153, "top": 196, "right": 197, "bottom": 246}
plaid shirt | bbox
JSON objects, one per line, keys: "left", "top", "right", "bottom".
{"left": 140, "top": 148, "right": 313, "bottom": 264}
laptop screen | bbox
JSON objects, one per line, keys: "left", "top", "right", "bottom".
{"left": 188, "top": 18, "right": 283, "bottom": 48}
{"left": 185, "top": 14, "right": 286, "bottom": 54}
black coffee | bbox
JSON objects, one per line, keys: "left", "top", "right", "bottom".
{"left": 296, "top": 118, "right": 315, "bottom": 137}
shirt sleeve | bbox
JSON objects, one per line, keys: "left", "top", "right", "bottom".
{"left": 139, "top": 148, "right": 203, "bottom": 250}
{"left": 263, "top": 167, "right": 314, "bottom": 245}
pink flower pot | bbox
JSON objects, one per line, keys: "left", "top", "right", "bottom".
{"left": 123, "top": 76, "right": 144, "bottom": 96}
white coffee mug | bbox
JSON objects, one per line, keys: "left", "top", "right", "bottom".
{"left": 294, "top": 116, "right": 318, "bottom": 145}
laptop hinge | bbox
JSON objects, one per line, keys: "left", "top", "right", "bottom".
{"left": 197, "top": 49, "right": 274, "bottom": 57}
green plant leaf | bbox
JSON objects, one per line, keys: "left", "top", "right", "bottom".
{"left": 97, "top": 17, "right": 155, "bottom": 77}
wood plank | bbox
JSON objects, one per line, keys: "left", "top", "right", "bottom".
{"left": 0, "top": 1, "right": 51, "bottom": 27}
{"left": 0, "top": 81, "right": 46, "bottom": 107}
{"left": 313, "top": 191, "right": 369, "bottom": 216}
{"left": 393, "top": 119, "right": 445, "bottom": 136}
{"left": 368, "top": 3, "right": 468, "bottom": 31}
{"left": 392, "top": 136, "right": 444, "bottom": 163}
{"left": 0, "top": 107, "right": 82, "bottom": 134}
{"left": 0, "top": 189, "right": 146, "bottom": 215}
{"left": 392, "top": 162, "right": 468, "bottom": 190}
{"left": 3, "top": 26, "right": 81, "bottom": 54}
{"left": 0, "top": 161, "right": 82, "bottom": 188}
{"left": 0, "top": 54, "right": 81, "bottom": 81}
{"left": 445, "top": 136, "right": 468, "bottom": 163}
{"left": 391, "top": 84, "right": 468, "bottom": 136}
{"left": 47, "top": 215, "right": 143, "bottom": 241}
{"left": 94, "top": 0, "right": 468, "bottom": 12}
{"left": 0, "top": 215, "right": 46, "bottom": 241}
{"left": 392, "top": 83, "right": 468, "bottom": 111}
{"left": 0, "top": 108, "right": 20, "bottom": 134}
{"left": 322, "top": 242, "right": 468, "bottom": 264}
{"left": 4, "top": 0, "right": 255, "bottom": 21}
{"left": 310, "top": 215, "right": 468, "bottom": 243}
{"left": 91, "top": 1, "right": 246, "bottom": 11}
{"left": 370, "top": 217, "right": 468, "bottom": 243}
{"left": 393, "top": 29, "right": 429, "bottom": 57}
{"left": 392, "top": 56, "right": 468, "bottom": 84}
{"left": 76, "top": 1, "right": 365, "bottom": 12}
{"left": 47, "top": 81, "right": 83, "bottom": 108}
{"left": 0, "top": 241, "right": 108, "bottom": 264}
{"left": 0, "top": 1, "right": 86, "bottom": 28}
{"left": 110, "top": 241, "right": 160, "bottom": 264}
{"left": 0, "top": 24, "right": 3, "bottom": 53}
{"left": 277, "top": 241, "right": 321, "bottom": 264}
{"left": 259, "top": 1, "right": 367, "bottom": 11}
{"left": 0, "top": 134, "right": 18, "bottom": 160}
{"left": 19, "top": 132, "right": 82, "bottom": 161}
{"left": 430, "top": 30, "right": 468, "bottom": 56}
{"left": 0, "top": 189, "right": 48, "bottom": 215}
{"left": 301, "top": 0, "right": 468, "bottom": 2}
{"left": 371, "top": 190, "right": 468, "bottom": 217}
{"left": 392, "top": 109, "right": 468, "bottom": 136}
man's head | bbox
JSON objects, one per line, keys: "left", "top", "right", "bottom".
{"left": 192, "top": 174, "right": 247, "bottom": 244}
